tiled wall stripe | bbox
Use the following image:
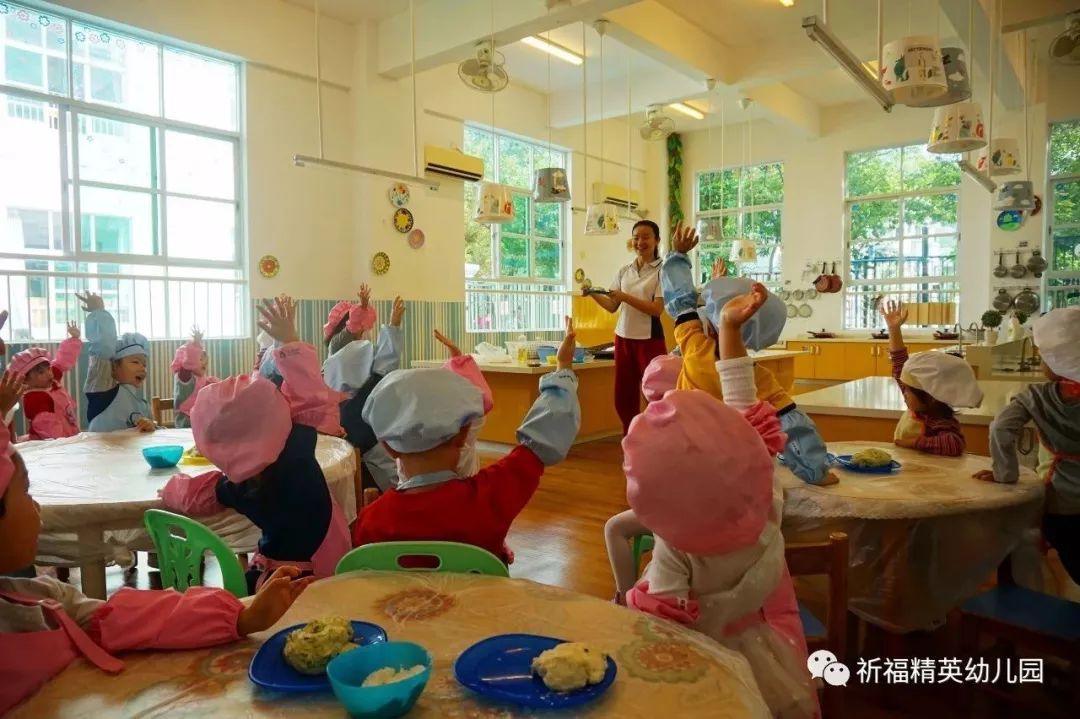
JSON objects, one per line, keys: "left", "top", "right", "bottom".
{"left": 6, "top": 299, "right": 561, "bottom": 434}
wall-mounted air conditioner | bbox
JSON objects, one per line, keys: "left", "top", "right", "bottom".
{"left": 592, "top": 182, "right": 640, "bottom": 211}
{"left": 424, "top": 145, "right": 484, "bottom": 181}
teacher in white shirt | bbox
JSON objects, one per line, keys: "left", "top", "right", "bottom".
{"left": 585, "top": 220, "right": 667, "bottom": 435}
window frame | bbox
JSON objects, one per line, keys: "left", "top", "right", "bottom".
{"left": 1045, "top": 119, "right": 1080, "bottom": 310}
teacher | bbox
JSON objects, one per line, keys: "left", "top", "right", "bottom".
{"left": 586, "top": 220, "right": 667, "bottom": 435}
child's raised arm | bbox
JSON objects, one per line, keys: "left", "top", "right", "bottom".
{"left": 78, "top": 292, "right": 116, "bottom": 393}
{"left": 515, "top": 317, "right": 581, "bottom": 466}
{"left": 715, "top": 282, "right": 769, "bottom": 411}
{"left": 371, "top": 296, "right": 405, "bottom": 376}
{"left": 880, "top": 299, "right": 909, "bottom": 386}
{"left": 52, "top": 322, "right": 83, "bottom": 375}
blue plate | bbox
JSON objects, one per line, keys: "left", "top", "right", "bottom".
{"left": 834, "top": 454, "right": 902, "bottom": 474}
{"left": 249, "top": 620, "right": 388, "bottom": 693}
{"left": 454, "top": 634, "right": 617, "bottom": 710}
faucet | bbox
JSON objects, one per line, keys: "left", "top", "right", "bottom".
{"left": 1018, "top": 336, "right": 1034, "bottom": 371}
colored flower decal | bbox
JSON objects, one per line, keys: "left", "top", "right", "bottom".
{"left": 617, "top": 639, "right": 712, "bottom": 683}
{"left": 17, "top": 9, "right": 29, "bottom": 21}
{"left": 37, "top": 15, "right": 48, "bottom": 26}
{"left": 100, "top": 32, "right": 110, "bottom": 43}
{"left": 376, "top": 587, "right": 456, "bottom": 621}
{"left": 74, "top": 31, "right": 85, "bottom": 42}
{"left": 0, "top": 5, "right": 10, "bottom": 16}
{"left": 116, "top": 38, "right": 126, "bottom": 48}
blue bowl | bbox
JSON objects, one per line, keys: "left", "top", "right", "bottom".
{"left": 142, "top": 445, "right": 183, "bottom": 469}
{"left": 327, "top": 641, "right": 432, "bottom": 718}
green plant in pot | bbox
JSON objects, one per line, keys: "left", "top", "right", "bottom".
{"left": 981, "top": 309, "right": 1003, "bottom": 346}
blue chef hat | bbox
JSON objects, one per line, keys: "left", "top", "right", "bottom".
{"left": 701, "top": 277, "right": 787, "bottom": 351}
{"left": 361, "top": 368, "right": 484, "bottom": 453}
{"left": 323, "top": 340, "right": 374, "bottom": 395}
{"left": 115, "top": 332, "right": 149, "bottom": 359}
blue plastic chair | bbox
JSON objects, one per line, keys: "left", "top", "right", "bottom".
{"left": 335, "top": 541, "right": 509, "bottom": 577}
{"left": 143, "top": 509, "right": 249, "bottom": 598}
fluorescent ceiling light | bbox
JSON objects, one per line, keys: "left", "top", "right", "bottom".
{"left": 802, "top": 15, "right": 894, "bottom": 112}
{"left": 521, "top": 35, "right": 584, "bottom": 65}
{"left": 668, "top": 102, "right": 705, "bottom": 120}
{"left": 780, "top": 0, "right": 795, "bottom": 6}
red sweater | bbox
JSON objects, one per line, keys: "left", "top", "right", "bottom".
{"left": 890, "top": 347, "right": 966, "bottom": 457}
{"left": 352, "top": 445, "right": 544, "bottom": 562}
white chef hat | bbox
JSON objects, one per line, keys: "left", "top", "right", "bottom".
{"left": 361, "top": 368, "right": 484, "bottom": 453}
{"left": 1033, "top": 307, "right": 1080, "bottom": 383}
{"left": 900, "top": 351, "right": 983, "bottom": 408}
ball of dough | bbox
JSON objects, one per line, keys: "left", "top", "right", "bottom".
{"left": 852, "top": 448, "right": 893, "bottom": 467}
{"left": 283, "top": 617, "right": 356, "bottom": 675}
{"left": 532, "top": 642, "right": 607, "bottom": 692}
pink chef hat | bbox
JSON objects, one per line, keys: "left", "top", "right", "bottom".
{"left": 624, "top": 390, "right": 774, "bottom": 555}
{"left": 641, "top": 354, "right": 682, "bottom": 403}
{"left": 170, "top": 341, "right": 205, "bottom": 374}
{"left": 191, "top": 374, "right": 292, "bottom": 482}
{"left": 323, "top": 301, "right": 354, "bottom": 341}
{"left": 8, "top": 348, "right": 52, "bottom": 380}
{"left": 0, "top": 429, "right": 14, "bottom": 499}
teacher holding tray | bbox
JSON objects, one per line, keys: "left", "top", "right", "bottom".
{"left": 585, "top": 220, "right": 669, "bottom": 435}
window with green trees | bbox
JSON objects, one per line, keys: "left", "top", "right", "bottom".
{"left": 463, "top": 125, "right": 568, "bottom": 333}
{"left": 844, "top": 143, "right": 961, "bottom": 329}
{"left": 694, "top": 161, "right": 783, "bottom": 286}
{"left": 1047, "top": 119, "right": 1080, "bottom": 310}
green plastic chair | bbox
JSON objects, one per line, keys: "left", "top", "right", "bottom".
{"left": 632, "top": 533, "right": 655, "bottom": 577}
{"left": 143, "top": 509, "right": 249, "bottom": 598}
{"left": 335, "top": 541, "right": 509, "bottom": 577}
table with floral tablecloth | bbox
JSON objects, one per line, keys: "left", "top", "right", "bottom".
{"left": 11, "top": 572, "right": 771, "bottom": 718}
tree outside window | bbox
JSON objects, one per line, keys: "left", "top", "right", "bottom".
{"left": 1047, "top": 120, "right": 1080, "bottom": 309}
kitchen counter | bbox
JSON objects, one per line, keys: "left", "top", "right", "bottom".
{"left": 783, "top": 337, "right": 962, "bottom": 344}
{"left": 412, "top": 358, "right": 615, "bottom": 375}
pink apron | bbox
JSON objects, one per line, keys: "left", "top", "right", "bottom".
{"left": 0, "top": 590, "right": 124, "bottom": 715}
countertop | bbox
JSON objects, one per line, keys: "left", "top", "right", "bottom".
{"left": 786, "top": 337, "right": 962, "bottom": 344}
{"left": 795, "top": 376, "right": 1036, "bottom": 426}
{"left": 412, "top": 349, "right": 805, "bottom": 375}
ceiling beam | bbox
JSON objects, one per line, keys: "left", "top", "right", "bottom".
{"left": 546, "top": 69, "right": 705, "bottom": 128}
{"left": 1001, "top": 0, "right": 1076, "bottom": 32}
{"left": 375, "top": 0, "right": 638, "bottom": 79}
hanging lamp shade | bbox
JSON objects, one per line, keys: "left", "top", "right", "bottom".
{"left": 976, "top": 138, "right": 1022, "bottom": 176}
{"left": 992, "top": 180, "right": 1035, "bottom": 211}
{"left": 730, "top": 238, "right": 757, "bottom": 263}
{"left": 881, "top": 35, "right": 948, "bottom": 106}
{"left": 928, "top": 101, "right": 986, "bottom": 153}
{"left": 584, "top": 203, "right": 620, "bottom": 236}
{"left": 908, "top": 46, "right": 972, "bottom": 107}
{"left": 533, "top": 167, "right": 570, "bottom": 203}
{"left": 474, "top": 181, "right": 515, "bottom": 224}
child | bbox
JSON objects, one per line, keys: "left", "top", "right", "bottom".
{"left": 77, "top": 292, "right": 154, "bottom": 433}
{"left": 326, "top": 284, "right": 377, "bottom": 356}
{"left": 8, "top": 322, "right": 82, "bottom": 440}
{"left": 662, "top": 222, "right": 836, "bottom": 485}
{"left": 0, "top": 429, "right": 315, "bottom": 715}
{"left": 428, "top": 329, "right": 494, "bottom": 478}
{"left": 323, "top": 296, "right": 405, "bottom": 491}
{"left": 353, "top": 318, "right": 580, "bottom": 563}
{"left": 619, "top": 283, "right": 817, "bottom": 718}
{"left": 975, "top": 307, "right": 1080, "bottom": 583}
{"left": 880, "top": 300, "right": 982, "bottom": 455}
{"left": 160, "top": 298, "right": 351, "bottom": 593}
{"left": 171, "top": 326, "right": 219, "bottom": 429}
{"left": 640, "top": 353, "right": 682, "bottom": 403}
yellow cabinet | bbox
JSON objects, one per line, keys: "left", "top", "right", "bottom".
{"left": 844, "top": 342, "right": 881, "bottom": 380}
{"left": 786, "top": 340, "right": 950, "bottom": 381}
{"left": 814, "top": 343, "right": 848, "bottom": 380}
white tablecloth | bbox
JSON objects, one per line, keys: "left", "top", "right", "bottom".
{"left": 22, "top": 429, "right": 357, "bottom": 567}
{"left": 778, "top": 442, "right": 1044, "bottom": 633}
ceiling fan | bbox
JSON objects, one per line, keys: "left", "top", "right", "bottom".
{"left": 1048, "top": 12, "right": 1080, "bottom": 66}
{"left": 458, "top": 40, "right": 511, "bottom": 93}
{"left": 640, "top": 104, "right": 675, "bottom": 141}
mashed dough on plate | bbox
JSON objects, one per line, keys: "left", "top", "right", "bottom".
{"left": 283, "top": 617, "right": 358, "bottom": 675}
{"left": 532, "top": 642, "right": 607, "bottom": 692}
{"left": 851, "top": 448, "right": 894, "bottom": 468}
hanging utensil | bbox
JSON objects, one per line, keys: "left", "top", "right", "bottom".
{"left": 780, "top": 289, "right": 791, "bottom": 301}
{"left": 1026, "top": 249, "right": 1048, "bottom": 277}
{"left": 1009, "top": 251, "right": 1027, "bottom": 279}
{"left": 797, "top": 303, "right": 813, "bottom": 318}
{"left": 806, "top": 288, "right": 819, "bottom": 300}
{"left": 992, "top": 252, "right": 1008, "bottom": 278}
{"left": 786, "top": 303, "right": 798, "bottom": 319}
{"left": 1014, "top": 288, "right": 1040, "bottom": 314}
{"left": 992, "top": 288, "right": 1014, "bottom": 312}
{"left": 827, "top": 262, "right": 843, "bottom": 293}
{"left": 792, "top": 289, "right": 805, "bottom": 301}
{"left": 813, "top": 262, "right": 831, "bottom": 293}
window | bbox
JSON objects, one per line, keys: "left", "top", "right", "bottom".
{"left": 0, "top": 2, "right": 244, "bottom": 341}
{"left": 844, "top": 143, "right": 961, "bottom": 329}
{"left": 1046, "top": 119, "right": 1080, "bottom": 309}
{"left": 694, "top": 162, "right": 784, "bottom": 286}
{"left": 463, "top": 125, "right": 569, "bottom": 333}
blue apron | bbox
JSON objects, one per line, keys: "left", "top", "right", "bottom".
{"left": 87, "top": 384, "right": 150, "bottom": 432}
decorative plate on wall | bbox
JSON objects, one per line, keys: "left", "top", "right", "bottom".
{"left": 407, "top": 228, "right": 425, "bottom": 249}
{"left": 574, "top": 268, "right": 585, "bottom": 283}
{"left": 258, "top": 255, "right": 280, "bottom": 278}
{"left": 393, "top": 208, "right": 414, "bottom": 233}
{"left": 388, "top": 182, "right": 410, "bottom": 208}
{"left": 371, "top": 251, "right": 390, "bottom": 275}
{"left": 996, "top": 210, "right": 1024, "bottom": 232}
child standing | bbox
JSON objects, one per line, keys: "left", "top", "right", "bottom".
{"left": 662, "top": 223, "right": 836, "bottom": 485}
{"left": 619, "top": 283, "right": 816, "bottom": 718}
{"left": 160, "top": 298, "right": 351, "bottom": 593}
{"left": 0, "top": 429, "right": 315, "bottom": 715}
{"left": 353, "top": 318, "right": 580, "bottom": 563}
{"left": 9, "top": 322, "right": 82, "bottom": 440}
{"left": 171, "top": 327, "right": 219, "bottom": 429}
{"left": 77, "top": 292, "right": 154, "bottom": 433}
{"left": 880, "top": 300, "right": 982, "bottom": 455}
{"left": 975, "top": 307, "right": 1080, "bottom": 583}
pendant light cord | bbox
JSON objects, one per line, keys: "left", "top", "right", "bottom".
{"left": 410, "top": 0, "right": 417, "bottom": 176}
{"left": 987, "top": 0, "right": 997, "bottom": 174}
{"left": 582, "top": 22, "right": 587, "bottom": 201}
{"left": 545, "top": 7, "right": 552, "bottom": 166}
{"left": 314, "top": 0, "right": 324, "bottom": 159}
{"left": 626, "top": 51, "right": 631, "bottom": 205}
{"left": 598, "top": 22, "right": 605, "bottom": 189}
{"left": 490, "top": 0, "right": 496, "bottom": 138}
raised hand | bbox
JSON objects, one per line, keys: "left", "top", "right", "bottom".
{"left": 721, "top": 282, "right": 768, "bottom": 328}
{"left": 357, "top": 283, "right": 371, "bottom": 308}
{"left": 75, "top": 291, "right": 105, "bottom": 312}
{"left": 0, "top": 371, "right": 26, "bottom": 417}
{"left": 556, "top": 316, "right": 577, "bottom": 370}
{"left": 66, "top": 321, "right": 81, "bottom": 340}
{"left": 190, "top": 325, "right": 204, "bottom": 344}
{"left": 433, "top": 329, "right": 462, "bottom": 357}
{"left": 711, "top": 258, "right": 728, "bottom": 280}
{"left": 670, "top": 221, "right": 699, "bottom": 255}
{"left": 879, "top": 299, "right": 908, "bottom": 330}
{"left": 135, "top": 416, "right": 156, "bottom": 433}
{"left": 390, "top": 296, "right": 405, "bottom": 327}
{"left": 257, "top": 296, "right": 299, "bottom": 345}
{"left": 237, "top": 566, "right": 316, "bottom": 636}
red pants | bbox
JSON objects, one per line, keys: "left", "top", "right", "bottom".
{"left": 614, "top": 335, "right": 668, "bottom": 435}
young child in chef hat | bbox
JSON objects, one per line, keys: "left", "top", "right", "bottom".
{"left": 171, "top": 326, "right": 220, "bottom": 429}
{"left": 880, "top": 300, "right": 982, "bottom": 456}
{"left": 976, "top": 306, "right": 1080, "bottom": 583}
{"left": 353, "top": 319, "right": 579, "bottom": 563}
{"left": 160, "top": 298, "right": 350, "bottom": 593}
{"left": 663, "top": 223, "right": 837, "bottom": 485}
{"left": 619, "top": 282, "right": 817, "bottom": 718}
{"left": 7, "top": 321, "right": 82, "bottom": 440}
{"left": 0, "top": 426, "right": 315, "bottom": 715}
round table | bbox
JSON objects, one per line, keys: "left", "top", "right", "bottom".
{"left": 21, "top": 428, "right": 357, "bottom": 599}
{"left": 9, "top": 572, "right": 772, "bottom": 718}
{"left": 777, "top": 442, "right": 1044, "bottom": 633}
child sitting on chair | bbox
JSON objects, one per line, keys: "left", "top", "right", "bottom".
{"left": 8, "top": 322, "right": 82, "bottom": 440}
{"left": 425, "top": 329, "right": 494, "bottom": 478}
{"left": 323, "top": 296, "right": 404, "bottom": 491}
{"left": 171, "top": 326, "right": 219, "bottom": 429}
{"left": 880, "top": 300, "right": 982, "bottom": 455}
{"left": 0, "top": 429, "right": 315, "bottom": 715}
{"left": 662, "top": 222, "right": 836, "bottom": 485}
{"left": 975, "top": 307, "right": 1080, "bottom": 584}
{"left": 353, "top": 318, "right": 580, "bottom": 563}
{"left": 77, "top": 292, "right": 153, "bottom": 433}
{"left": 160, "top": 298, "right": 350, "bottom": 593}
{"left": 325, "top": 284, "right": 378, "bottom": 356}
{"left": 620, "top": 283, "right": 817, "bottom": 719}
